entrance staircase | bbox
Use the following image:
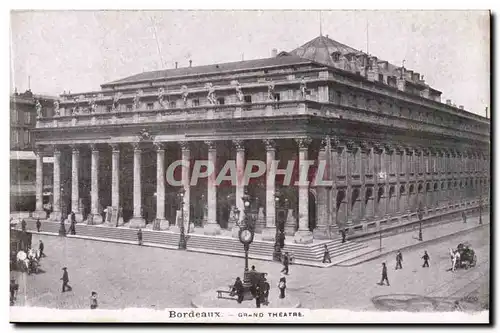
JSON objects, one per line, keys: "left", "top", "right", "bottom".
{"left": 18, "top": 219, "right": 377, "bottom": 267}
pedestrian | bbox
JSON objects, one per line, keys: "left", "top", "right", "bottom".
{"left": 69, "top": 220, "right": 76, "bottom": 235}
{"left": 90, "top": 291, "right": 98, "bottom": 310}
{"left": 422, "top": 250, "right": 430, "bottom": 267}
{"left": 137, "top": 228, "right": 143, "bottom": 246}
{"left": 380, "top": 262, "right": 390, "bottom": 286}
{"left": 340, "top": 229, "right": 346, "bottom": 243}
{"left": 255, "top": 284, "right": 261, "bottom": 308}
{"left": 58, "top": 218, "right": 66, "bottom": 236}
{"left": 71, "top": 211, "right": 76, "bottom": 224}
{"left": 21, "top": 219, "right": 26, "bottom": 232}
{"left": 36, "top": 219, "right": 41, "bottom": 232}
{"left": 278, "top": 231, "right": 285, "bottom": 249}
{"left": 10, "top": 278, "right": 19, "bottom": 306}
{"left": 39, "top": 240, "right": 45, "bottom": 258}
{"left": 231, "top": 277, "right": 244, "bottom": 304}
{"left": 322, "top": 244, "right": 331, "bottom": 263}
{"left": 278, "top": 275, "right": 287, "bottom": 299}
{"left": 281, "top": 252, "right": 289, "bottom": 275}
{"left": 61, "top": 267, "right": 72, "bottom": 292}
{"left": 395, "top": 250, "right": 403, "bottom": 270}
{"left": 462, "top": 211, "right": 467, "bottom": 224}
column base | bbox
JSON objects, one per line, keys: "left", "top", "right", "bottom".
{"left": 293, "top": 229, "right": 313, "bottom": 244}
{"left": 261, "top": 227, "right": 276, "bottom": 241}
{"left": 73, "top": 212, "right": 84, "bottom": 223}
{"left": 32, "top": 210, "right": 47, "bottom": 220}
{"left": 231, "top": 226, "right": 240, "bottom": 238}
{"left": 49, "top": 211, "right": 61, "bottom": 221}
{"left": 203, "top": 223, "right": 222, "bottom": 236}
{"left": 153, "top": 219, "right": 170, "bottom": 231}
{"left": 312, "top": 226, "right": 330, "bottom": 239}
{"left": 86, "top": 213, "right": 103, "bottom": 225}
{"left": 128, "top": 217, "right": 146, "bottom": 229}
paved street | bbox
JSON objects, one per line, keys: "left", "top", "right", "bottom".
{"left": 11, "top": 225, "right": 489, "bottom": 311}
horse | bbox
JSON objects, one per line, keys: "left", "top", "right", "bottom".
{"left": 449, "top": 248, "right": 460, "bottom": 272}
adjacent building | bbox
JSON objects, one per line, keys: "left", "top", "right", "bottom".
{"left": 31, "top": 35, "right": 490, "bottom": 243}
{"left": 10, "top": 90, "right": 55, "bottom": 213}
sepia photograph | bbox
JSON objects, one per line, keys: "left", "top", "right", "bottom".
{"left": 8, "top": 9, "right": 491, "bottom": 323}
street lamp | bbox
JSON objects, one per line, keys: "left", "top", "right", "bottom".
{"left": 417, "top": 203, "right": 424, "bottom": 241}
{"left": 178, "top": 188, "right": 187, "bottom": 250}
{"left": 479, "top": 193, "right": 483, "bottom": 225}
{"left": 238, "top": 190, "right": 256, "bottom": 301}
{"left": 273, "top": 192, "right": 282, "bottom": 262}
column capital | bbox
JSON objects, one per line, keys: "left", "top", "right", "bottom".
{"left": 52, "top": 145, "right": 61, "bottom": 155}
{"left": 319, "top": 136, "right": 330, "bottom": 151}
{"left": 109, "top": 143, "right": 120, "bottom": 153}
{"left": 233, "top": 139, "right": 245, "bottom": 151}
{"left": 404, "top": 147, "right": 413, "bottom": 155}
{"left": 345, "top": 139, "right": 357, "bottom": 152}
{"left": 153, "top": 142, "right": 165, "bottom": 151}
{"left": 383, "top": 144, "right": 394, "bottom": 154}
{"left": 70, "top": 144, "right": 80, "bottom": 153}
{"left": 372, "top": 142, "right": 383, "bottom": 154}
{"left": 358, "top": 140, "right": 370, "bottom": 153}
{"left": 179, "top": 141, "right": 190, "bottom": 152}
{"left": 394, "top": 145, "right": 405, "bottom": 155}
{"left": 204, "top": 140, "right": 217, "bottom": 150}
{"left": 263, "top": 139, "right": 276, "bottom": 151}
{"left": 295, "top": 137, "right": 312, "bottom": 150}
{"left": 131, "top": 142, "right": 142, "bottom": 151}
{"left": 89, "top": 143, "right": 100, "bottom": 153}
{"left": 330, "top": 136, "right": 343, "bottom": 153}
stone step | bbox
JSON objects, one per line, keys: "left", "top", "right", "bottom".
{"left": 20, "top": 220, "right": 372, "bottom": 264}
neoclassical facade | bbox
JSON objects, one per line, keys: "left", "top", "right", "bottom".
{"left": 31, "top": 35, "right": 490, "bottom": 244}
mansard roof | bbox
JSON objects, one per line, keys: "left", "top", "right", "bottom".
{"left": 102, "top": 55, "right": 315, "bottom": 87}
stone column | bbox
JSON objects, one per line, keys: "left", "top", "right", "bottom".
{"left": 373, "top": 143, "right": 383, "bottom": 218}
{"left": 359, "top": 141, "right": 370, "bottom": 222}
{"left": 50, "top": 146, "right": 61, "bottom": 221}
{"left": 404, "top": 148, "right": 412, "bottom": 213}
{"left": 155, "top": 142, "right": 168, "bottom": 230}
{"left": 383, "top": 144, "right": 393, "bottom": 218}
{"left": 234, "top": 140, "right": 245, "bottom": 224}
{"left": 204, "top": 140, "right": 221, "bottom": 235}
{"left": 293, "top": 137, "right": 313, "bottom": 244}
{"left": 313, "top": 137, "right": 331, "bottom": 239}
{"left": 89, "top": 144, "right": 103, "bottom": 224}
{"left": 129, "top": 143, "right": 146, "bottom": 228}
{"left": 395, "top": 146, "right": 403, "bottom": 214}
{"left": 329, "top": 137, "right": 342, "bottom": 235}
{"left": 110, "top": 144, "right": 120, "bottom": 218}
{"left": 70, "top": 145, "right": 83, "bottom": 222}
{"left": 32, "top": 146, "right": 47, "bottom": 219}
{"left": 345, "top": 140, "right": 356, "bottom": 226}
{"left": 262, "top": 139, "right": 277, "bottom": 241}
{"left": 180, "top": 142, "right": 191, "bottom": 231}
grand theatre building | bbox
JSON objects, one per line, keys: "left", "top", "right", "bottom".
{"left": 32, "top": 35, "right": 490, "bottom": 245}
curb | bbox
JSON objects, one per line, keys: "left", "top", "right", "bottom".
{"left": 335, "top": 222, "right": 489, "bottom": 267}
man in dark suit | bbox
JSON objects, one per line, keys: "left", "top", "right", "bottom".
{"left": 422, "top": 251, "right": 430, "bottom": 267}
{"left": 231, "top": 277, "right": 244, "bottom": 303}
{"left": 39, "top": 240, "right": 45, "bottom": 258}
{"left": 36, "top": 219, "right": 41, "bottom": 232}
{"left": 340, "top": 229, "right": 347, "bottom": 243}
{"left": 21, "top": 219, "right": 26, "bottom": 232}
{"left": 380, "top": 262, "right": 390, "bottom": 286}
{"left": 322, "top": 244, "right": 332, "bottom": 263}
{"left": 137, "top": 228, "right": 143, "bottom": 246}
{"left": 395, "top": 250, "right": 403, "bottom": 270}
{"left": 281, "top": 252, "right": 290, "bottom": 275}
{"left": 61, "top": 267, "right": 72, "bottom": 292}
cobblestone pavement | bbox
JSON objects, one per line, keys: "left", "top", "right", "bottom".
{"left": 10, "top": 225, "right": 489, "bottom": 311}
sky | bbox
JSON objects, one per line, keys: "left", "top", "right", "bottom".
{"left": 9, "top": 10, "right": 490, "bottom": 115}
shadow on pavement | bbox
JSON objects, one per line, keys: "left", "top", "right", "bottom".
{"left": 371, "top": 294, "right": 485, "bottom": 312}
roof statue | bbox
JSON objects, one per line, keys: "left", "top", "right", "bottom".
{"left": 35, "top": 100, "right": 42, "bottom": 118}
{"left": 53, "top": 100, "right": 60, "bottom": 116}
{"left": 300, "top": 79, "right": 307, "bottom": 99}
{"left": 267, "top": 81, "right": 275, "bottom": 101}
{"left": 231, "top": 80, "right": 244, "bottom": 102}
{"left": 158, "top": 87, "right": 166, "bottom": 107}
{"left": 138, "top": 128, "right": 154, "bottom": 142}
{"left": 91, "top": 96, "right": 98, "bottom": 113}
{"left": 133, "top": 90, "right": 142, "bottom": 110}
{"left": 180, "top": 85, "right": 189, "bottom": 105}
{"left": 112, "top": 92, "right": 122, "bottom": 112}
{"left": 205, "top": 83, "right": 217, "bottom": 105}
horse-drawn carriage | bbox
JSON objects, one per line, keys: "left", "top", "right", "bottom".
{"left": 454, "top": 243, "right": 477, "bottom": 270}
{"left": 10, "top": 229, "right": 40, "bottom": 274}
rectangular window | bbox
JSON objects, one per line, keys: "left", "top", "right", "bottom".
{"left": 169, "top": 101, "right": 176, "bottom": 109}
{"left": 217, "top": 97, "right": 225, "bottom": 105}
{"left": 24, "top": 111, "right": 31, "bottom": 125}
{"left": 107, "top": 106, "right": 112, "bottom": 113}
{"left": 24, "top": 131, "right": 30, "bottom": 146}
{"left": 192, "top": 99, "right": 200, "bottom": 107}
{"left": 244, "top": 95, "right": 252, "bottom": 103}
{"left": 336, "top": 91, "right": 342, "bottom": 105}
{"left": 126, "top": 105, "right": 132, "bottom": 112}
{"left": 378, "top": 74, "right": 384, "bottom": 83}
{"left": 273, "top": 93, "right": 280, "bottom": 102}
{"left": 147, "top": 103, "right": 154, "bottom": 110}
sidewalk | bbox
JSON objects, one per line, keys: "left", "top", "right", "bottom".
{"left": 336, "top": 214, "right": 490, "bottom": 266}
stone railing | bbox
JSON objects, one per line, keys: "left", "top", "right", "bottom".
{"left": 36, "top": 101, "right": 309, "bottom": 129}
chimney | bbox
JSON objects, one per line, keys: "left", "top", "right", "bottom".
{"left": 175, "top": 62, "right": 178, "bottom": 69}
{"left": 459, "top": 105, "right": 464, "bottom": 110}
{"left": 446, "top": 99, "right": 451, "bottom": 105}
{"left": 271, "top": 48, "right": 278, "bottom": 57}
{"left": 189, "top": 60, "right": 192, "bottom": 68}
